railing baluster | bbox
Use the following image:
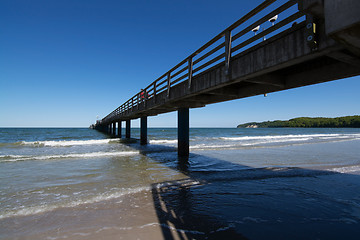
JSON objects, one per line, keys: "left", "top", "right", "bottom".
{"left": 188, "top": 57, "right": 193, "bottom": 88}
{"left": 167, "top": 72, "right": 171, "bottom": 98}
{"left": 224, "top": 30, "right": 232, "bottom": 76}
{"left": 137, "top": 94, "right": 139, "bottom": 110}
{"left": 153, "top": 81, "right": 157, "bottom": 101}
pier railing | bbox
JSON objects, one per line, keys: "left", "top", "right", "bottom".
{"left": 102, "top": 0, "right": 304, "bottom": 123}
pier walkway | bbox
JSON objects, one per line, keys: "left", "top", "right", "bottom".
{"left": 93, "top": 0, "right": 360, "bottom": 156}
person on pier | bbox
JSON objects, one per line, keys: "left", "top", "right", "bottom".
{"left": 140, "top": 89, "right": 148, "bottom": 101}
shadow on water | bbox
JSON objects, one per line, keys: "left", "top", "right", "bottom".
{"left": 124, "top": 140, "right": 360, "bottom": 240}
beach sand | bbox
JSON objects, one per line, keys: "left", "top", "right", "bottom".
{"left": 1, "top": 177, "right": 246, "bottom": 240}
{"left": 2, "top": 189, "right": 163, "bottom": 240}
{"left": 2, "top": 169, "right": 360, "bottom": 240}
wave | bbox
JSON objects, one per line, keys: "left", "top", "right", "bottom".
{"left": 148, "top": 133, "right": 360, "bottom": 150}
{"left": 1, "top": 139, "right": 121, "bottom": 148}
{"left": 149, "top": 139, "right": 177, "bottom": 145}
{"left": 190, "top": 133, "right": 360, "bottom": 150}
{"left": 0, "top": 178, "right": 201, "bottom": 219}
{"left": 19, "top": 138, "right": 121, "bottom": 147}
{"left": 190, "top": 137, "right": 329, "bottom": 150}
{"left": 219, "top": 133, "right": 360, "bottom": 141}
{"left": 0, "top": 151, "right": 139, "bottom": 162}
{"left": 328, "top": 165, "right": 360, "bottom": 174}
{"left": 0, "top": 186, "right": 150, "bottom": 220}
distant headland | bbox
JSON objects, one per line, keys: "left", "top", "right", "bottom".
{"left": 237, "top": 116, "right": 360, "bottom": 128}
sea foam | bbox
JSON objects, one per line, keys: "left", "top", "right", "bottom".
{"left": 0, "top": 151, "right": 139, "bottom": 162}
{"left": 0, "top": 186, "right": 150, "bottom": 219}
{"left": 21, "top": 138, "right": 121, "bottom": 147}
{"left": 219, "top": 133, "right": 360, "bottom": 141}
{"left": 149, "top": 139, "right": 178, "bottom": 145}
{"left": 329, "top": 165, "right": 360, "bottom": 174}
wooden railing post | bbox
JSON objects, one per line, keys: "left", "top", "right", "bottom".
{"left": 167, "top": 72, "right": 171, "bottom": 97}
{"left": 153, "top": 81, "right": 157, "bottom": 101}
{"left": 137, "top": 94, "right": 139, "bottom": 110}
{"left": 188, "top": 57, "right": 193, "bottom": 88}
{"left": 225, "top": 30, "right": 232, "bottom": 76}
{"left": 144, "top": 89, "right": 147, "bottom": 108}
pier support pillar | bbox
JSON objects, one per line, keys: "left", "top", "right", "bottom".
{"left": 117, "top": 121, "right": 122, "bottom": 138}
{"left": 112, "top": 122, "right": 116, "bottom": 136}
{"left": 178, "top": 108, "right": 189, "bottom": 157}
{"left": 109, "top": 124, "right": 112, "bottom": 135}
{"left": 126, "top": 120, "right": 131, "bottom": 139}
{"left": 140, "top": 116, "right": 147, "bottom": 145}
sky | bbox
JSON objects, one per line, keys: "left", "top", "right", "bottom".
{"left": 1, "top": 0, "right": 359, "bottom": 128}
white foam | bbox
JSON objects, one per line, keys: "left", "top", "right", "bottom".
{"left": 200, "top": 133, "right": 360, "bottom": 149}
{"left": 149, "top": 139, "right": 177, "bottom": 145}
{"left": 190, "top": 144, "right": 235, "bottom": 149}
{"left": 219, "top": 133, "right": 349, "bottom": 141}
{"left": 1, "top": 151, "right": 139, "bottom": 162}
{"left": 240, "top": 137, "right": 312, "bottom": 146}
{"left": 329, "top": 165, "right": 360, "bottom": 174}
{"left": 0, "top": 186, "right": 150, "bottom": 219}
{"left": 21, "top": 138, "right": 121, "bottom": 147}
{"left": 190, "top": 138, "right": 311, "bottom": 150}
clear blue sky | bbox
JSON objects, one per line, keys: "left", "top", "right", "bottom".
{"left": 1, "top": 0, "right": 359, "bottom": 128}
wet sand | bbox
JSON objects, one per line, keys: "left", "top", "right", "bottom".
{"left": 1, "top": 177, "right": 247, "bottom": 240}
{"left": 1, "top": 189, "right": 164, "bottom": 240}
{"left": 2, "top": 170, "right": 360, "bottom": 240}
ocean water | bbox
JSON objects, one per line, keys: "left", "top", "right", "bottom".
{"left": 1, "top": 127, "right": 360, "bottom": 239}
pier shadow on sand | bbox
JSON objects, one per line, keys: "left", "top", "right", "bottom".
{"left": 124, "top": 140, "right": 360, "bottom": 240}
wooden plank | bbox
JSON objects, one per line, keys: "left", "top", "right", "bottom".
{"left": 193, "top": 43, "right": 225, "bottom": 65}
{"left": 171, "top": 65, "right": 187, "bottom": 79}
{"left": 172, "top": 72, "right": 187, "bottom": 86}
{"left": 193, "top": 53, "right": 225, "bottom": 74}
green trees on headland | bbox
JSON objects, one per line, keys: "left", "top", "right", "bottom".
{"left": 237, "top": 116, "right": 360, "bottom": 128}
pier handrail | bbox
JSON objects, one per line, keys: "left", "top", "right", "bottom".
{"left": 101, "top": 0, "right": 304, "bottom": 123}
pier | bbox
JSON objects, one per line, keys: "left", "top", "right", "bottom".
{"left": 93, "top": 0, "right": 360, "bottom": 157}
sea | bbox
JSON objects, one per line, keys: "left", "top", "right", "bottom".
{"left": 1, "top": 127, "right": 360, "bottom": 239}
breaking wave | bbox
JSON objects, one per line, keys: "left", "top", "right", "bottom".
{"left": 149, "top": 139, "right": 178, "bottom": 145}
{"left": 20, "top": 138, "right": 121, "bottom": 147}
{"left": 0, "top": 151, "right": 139, "bottom": 162}
{"left": 0, "top": 178, "right": 202, "bottom": 219}
{"left": 219, "top": 133, "right": 360, "bottom": 141}
{"left": 191, "top": 133, "right": 360, "bottom": 150}
{"left": 0, "top": 186, "right": 150, "bottom": 219}
{"left": 328, "top": 165, "right": 360, "bottom": 174}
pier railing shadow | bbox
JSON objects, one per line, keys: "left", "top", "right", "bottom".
{"left": 123, "top": 140, "right": 360, "bottom": 240}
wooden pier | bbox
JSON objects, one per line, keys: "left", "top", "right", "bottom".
{"left": 94, "top": 0, "right": 360, "bottom": 157}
